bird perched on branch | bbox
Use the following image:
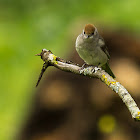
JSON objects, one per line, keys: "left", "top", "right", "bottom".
{"left": 75, "top": 24, "right": 115, "bottom": 78}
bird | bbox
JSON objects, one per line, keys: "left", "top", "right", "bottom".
{"left": 75, "top": 24, "right": 115, "bottom": 78}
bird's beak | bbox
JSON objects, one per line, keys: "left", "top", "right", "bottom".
{"left": 84, "top": 33, "right": 91, "bottom": 39}
{"left": 84, "top": 34, "right": 89, "bottom": 38}
{"left": 86, "top": 34, "right": 90, "bottom": 39}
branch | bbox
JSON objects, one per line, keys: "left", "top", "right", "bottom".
{"left": 36, "top": 49, "right": 140, "bottom": 121}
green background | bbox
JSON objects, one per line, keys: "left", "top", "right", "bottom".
{"left": 0, "top": 0, "right": 140, "bottom": 140}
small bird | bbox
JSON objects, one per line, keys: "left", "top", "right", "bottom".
{"left": 75, "top": 24, "right": 115, "bottom": 78}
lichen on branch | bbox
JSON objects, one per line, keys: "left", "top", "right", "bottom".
{"left": 36, "top": 49, "right": 140, "bottom": 121}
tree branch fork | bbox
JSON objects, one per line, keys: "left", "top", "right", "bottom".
{"left": 36, "top": 49, "right": 140, "bottom": 121}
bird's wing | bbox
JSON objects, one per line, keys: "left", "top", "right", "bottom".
{"left": 101, "top": 44, "right": 110, "bottom": 59}
{"left": 98, "top": 36, "right": 110, "bottom": 59}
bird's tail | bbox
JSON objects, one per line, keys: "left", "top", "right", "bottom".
{"left": 102, "top": 63, "right": 116, "bottom": 78}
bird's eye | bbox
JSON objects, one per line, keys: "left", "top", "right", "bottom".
{"left": 91, "top": 32, "right": 94, "bottom": 35}
{"left": 84, "top": 31, "right": 85, "bottom": 34}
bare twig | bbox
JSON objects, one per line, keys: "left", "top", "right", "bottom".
{"left": 35, "top": 62, "right": 49, "bottom": 87}
{"left": 36, "top": 49, "right": 140, "bottom": 121}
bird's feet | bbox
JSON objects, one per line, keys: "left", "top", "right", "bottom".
{"left": 81, "top": 63, "right": 93, "bottom": 69}
{"left": 80, "top": 63, "right": 101, "bottom": 75}
{"left": 91, "top": 67, "right": 101, "bottom": 73}
{"left": 81, "top": 63, "right": 101, "bottom": 72}
{"left": 81, "top": 63, "right": 88, "bottom": 69}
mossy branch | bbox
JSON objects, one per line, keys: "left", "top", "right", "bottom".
{"left": 36, "top": 49, "right": 140, "bottom": 121}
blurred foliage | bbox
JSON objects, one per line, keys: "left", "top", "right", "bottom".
{"left": 0, "top": 0, "right": 140, "bottom": 140}
{"left": 98, "top": 114, "right": 116, "bottom": 134}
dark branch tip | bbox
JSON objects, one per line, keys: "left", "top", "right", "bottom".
{"left": 35, "top": 53, "right": 41, "bottom": 56}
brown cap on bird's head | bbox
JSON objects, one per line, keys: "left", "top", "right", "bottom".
{"left": 84, "top": 24, "right": 95, "bottom": 35}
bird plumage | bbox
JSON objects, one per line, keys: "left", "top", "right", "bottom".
{"left": 75, "top": 24, "right": 115, "bottom": 78}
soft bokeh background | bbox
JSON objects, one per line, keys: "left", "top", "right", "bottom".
{"left": 1, "top": 0, "right": 140, "bottom": 140}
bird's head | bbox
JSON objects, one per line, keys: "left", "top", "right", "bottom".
{"left": 83, "top": 24, "right": 98, "bottom": 39}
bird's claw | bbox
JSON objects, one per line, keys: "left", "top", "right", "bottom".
{"left": 80, "top": 66, "right": 101, "bottom": 75}
{"left": 91, "top": 67, "right": 101, "bottom": 73}
{"left": 81, "top": 63, "right": 88, "bottom": 69}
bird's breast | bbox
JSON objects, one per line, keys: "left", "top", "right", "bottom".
{"left": 76, "top": 36, "right": 108, "bottom": 66}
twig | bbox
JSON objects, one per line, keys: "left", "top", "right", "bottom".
{"left": 36, "top": 49, "right": 140, "bottom": 121}
{"left": 35, "top": 62, "right": 49, "bottom": 87}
